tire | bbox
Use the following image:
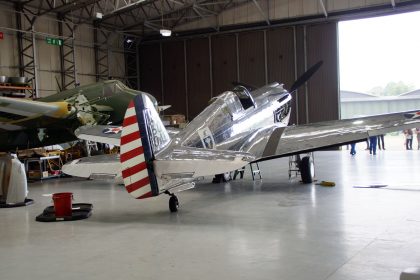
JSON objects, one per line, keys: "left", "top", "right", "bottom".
{"left": 299, "top": 156, "right": 314, "bottom": 183}
{"left": 169, "top": 196, "right": 179, "bottom": 212}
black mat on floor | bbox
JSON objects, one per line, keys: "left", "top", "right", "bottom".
{"left": 36, "top": 203, "right": 93, "bottom": 222}
{"left": 0, "top": 198, "right": 34, "bottom": 208}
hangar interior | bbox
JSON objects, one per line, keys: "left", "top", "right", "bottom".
{"left": 1, "top": 1, "right": 420, "bottom": 280}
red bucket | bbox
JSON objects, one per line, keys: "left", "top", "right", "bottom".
{"left": 52, "top": 192, "right": 73, "bottom": 217}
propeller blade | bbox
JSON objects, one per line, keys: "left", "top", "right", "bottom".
{"left": 232, "top": 81, "right": 257, "bottom": 91}
{"left": 289, "top": 61, "right": 323, "bottom": 93}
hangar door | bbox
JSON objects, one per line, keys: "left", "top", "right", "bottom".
{"left": 138, "top": 21, "right": 339, "bottom": 124}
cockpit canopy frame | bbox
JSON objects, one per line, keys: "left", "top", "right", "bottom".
{"left": 232, "top": 85, "right": 256, "bottom": 111}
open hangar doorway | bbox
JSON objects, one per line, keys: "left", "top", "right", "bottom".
{"left": 339, "top": 11, "right": 420, "bottom": 151}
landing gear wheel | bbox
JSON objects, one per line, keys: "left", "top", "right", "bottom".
{"left": 299, "top": 156, "right": 314, "bottom": 183}
{"left": 169, "top": 195, "right": 179, "bottom": 213}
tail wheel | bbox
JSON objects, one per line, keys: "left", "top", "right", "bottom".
{"left": 169, "top": 195, "right": 179, "bottom": 212}
{"left": 299, "top": 156, "right": 314, "bottom": 183}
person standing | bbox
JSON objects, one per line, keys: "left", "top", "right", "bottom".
{"left": 369, "top": 135, "right": 377, "bottom": 155}
{"left": 405, "top": 129, "right": 413, "bottom": 150}
{"left": 350, "top": 142, "right": 356, "bottom": 155}
{"left": 416, "top": 128, "right": 420, "bottom": 150}
{"left": 377, "top": 134, "right": 385, "bottom": 150}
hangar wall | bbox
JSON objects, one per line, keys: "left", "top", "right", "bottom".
{"left": 0, "top": 9, "right": 20, "bottom": 78}
{"left": 0, "top": 4, "right": 127, "bottom": 98}
{"left": 175, "top": 0, "right": 418, "bottom": 32}
{"left": 139, "top": 21, "right": 339, "bottom": 124}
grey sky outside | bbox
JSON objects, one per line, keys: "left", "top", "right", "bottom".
{"left": 339, "top": 11, "right": 420, "bottom": 93}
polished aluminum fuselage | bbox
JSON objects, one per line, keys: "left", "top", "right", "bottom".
{"left": 152, "top": 83, "right": 291, "bottom": 191}
{"left": 157, "top": 82, "right": 290, "bottom": 160}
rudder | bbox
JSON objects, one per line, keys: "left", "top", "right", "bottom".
{"left": 120, "top": 94, "right": 170, "bottom": 199}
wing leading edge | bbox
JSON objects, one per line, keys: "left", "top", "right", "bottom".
{"left": 260, "top": 110, "right": 420, "bottom": 160}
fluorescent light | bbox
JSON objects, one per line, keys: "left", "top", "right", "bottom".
{"left": 160, "top": 29, "right": 172, "bottom": 37}
{"left": 95, "top": 12, "right": 103, "bottom": 19}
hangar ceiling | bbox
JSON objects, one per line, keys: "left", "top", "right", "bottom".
{"left": 4, "top": 0, "right": 420, "bottom": 37}
{"left": 7, "top": 0, "right": 254, "bottom": 35}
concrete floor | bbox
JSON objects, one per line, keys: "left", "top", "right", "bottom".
{"left": 1, "top": 150, "right": 420, "bottom": 280}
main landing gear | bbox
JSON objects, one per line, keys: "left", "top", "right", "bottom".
{"left": 165, "top": 191, "right": 179, "bottom": 212}
{"left": 299, "top": 155, "right": 315, "bottom": 183}
{"left": 289, "top": 153, "right": 315, "bottom": 183}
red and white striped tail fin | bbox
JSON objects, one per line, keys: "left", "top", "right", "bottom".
{"left": 120, "top": 95, "right": 169, "bottom": 199}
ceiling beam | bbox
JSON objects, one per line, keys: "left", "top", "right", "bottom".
{"left": 122, "top": 0, "right": 246, "bottom": 31}
{"left": 38, "top": 0, "right": 79, "bottom": 17}
{"left": 62, "top": 0, "right": 103, "bottom": 15}
{"left": 319, "top": 0, "right": 328, "bottom": 18}
{"left": 121, "top": 0, "right": 195, "bottom": 30}
{"left": 101, "top": 0, "right": 157, "bottom": 20}
{"left": 103, "top": 0, "right": 149, "bottom": 19}
{"left": 252, "top": 0, "right": 269, "bottom": 25}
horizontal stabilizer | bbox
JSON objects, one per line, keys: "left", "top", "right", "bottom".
{"left": 158, "top": 105, "right": 171, "bottom": 112}
{"left": 75, "top": 125, "right": 122, "bottom": 146}
{"left": 62, "top": 154, "right": 121, "bottom": 179}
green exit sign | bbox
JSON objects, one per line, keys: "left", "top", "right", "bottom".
{"left": 46, "top": 37, "right": 63, "bottom": 46}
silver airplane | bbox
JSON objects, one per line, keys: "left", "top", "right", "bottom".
{"left": 65, "top": 62, "right": 420, "bottom": 212}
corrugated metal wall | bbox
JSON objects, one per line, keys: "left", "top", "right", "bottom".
{"left": 139, "top": 21, "right": 339, "bottom": 123}
{"left": 176, "top": 0, "right": 417, "bottom": 33}
{"left": 0, "top": 5, "right": 127, "bottom": 97}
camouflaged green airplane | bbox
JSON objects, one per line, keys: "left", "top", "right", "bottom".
{"left": 0, "top": 80, "right": 157, "bottom": 151}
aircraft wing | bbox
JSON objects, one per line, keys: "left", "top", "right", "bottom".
{"left": 260, "top": 110, "right": 420, "bottom": 160}
{"left": 0, "top": 96, "right": 73, "bottom": 131}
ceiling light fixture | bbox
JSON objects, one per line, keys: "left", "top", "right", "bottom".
{"left": 160, "top": 29, "right": 171, "bottom": 37}
{"left": 95, "top": 12, "right": 103, "bottom": 19}
{"left": 160, "top": 0, "right": 171, "bottom": 37}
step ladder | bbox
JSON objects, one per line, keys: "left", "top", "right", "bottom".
{"left": 288, "top": 154, "right": 301, "bottom": 180}
{"left": 249, "top": 162, "right": 262, "bottom": 181}
{"left": 232, "top": 162, "right": 262, "bottom": 181}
